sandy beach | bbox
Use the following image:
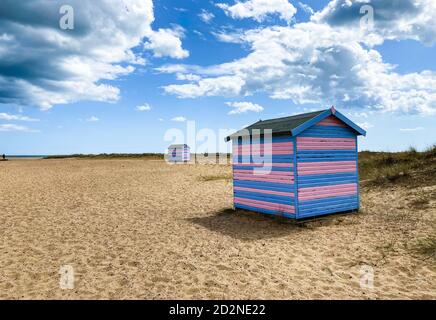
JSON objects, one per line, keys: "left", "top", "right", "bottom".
{"left": 0, "top": 158, "right": 434, "bottom": 299}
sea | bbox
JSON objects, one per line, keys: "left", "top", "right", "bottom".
{"left": 4, "top": 155, "right": 49, "bottom": 159}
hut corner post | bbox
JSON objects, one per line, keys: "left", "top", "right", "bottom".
{"left": 231, "top": 137, "right": 235, "bottom": 210}
{"left": 355, "top": 135, "right": 360, "bottom": 211}
{"left": 292, "top": 135, "right": 299, "bottom": 218}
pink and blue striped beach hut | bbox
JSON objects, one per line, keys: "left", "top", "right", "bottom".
{"left": 167, "top": 144, "right": 190, "bottom": 163}
{"left": 225, "top": 107, "right": 366, "bottom": 219}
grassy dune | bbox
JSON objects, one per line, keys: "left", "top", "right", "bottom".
{"left": 359, "top": 145, "right": 436, "bottom": 187}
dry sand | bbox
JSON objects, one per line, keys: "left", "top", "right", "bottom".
{"left": 0, "top": 158, "right": 434, "bottom": 299}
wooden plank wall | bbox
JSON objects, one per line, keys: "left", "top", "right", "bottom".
{"left": 295, "top": 116, "right": 359, "bottom": 218}
{"left": 232, "top": 135, "right": 295, "bottom": 217}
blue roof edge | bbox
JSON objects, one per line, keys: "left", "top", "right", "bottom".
{"left": 291, "top": 108, "right": 366, "bottom": 136}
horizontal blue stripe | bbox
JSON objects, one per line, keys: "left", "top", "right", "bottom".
{"left": 234, "top": 190, "right": 293, "bottom": 204}
{"left": 233, "top": 166, "right": 292, "bottom": 171}
{"left": 298, "top": 125, "right": 356, "bottom": 138}
{"left": 234, "top": 180, "right": 294, "bottom": 192}
{"left": 299, "top": 203, "right": 359, "bottom": 215}
{"left": 297, "top": 205, "right": 358, "bottom": 218}
{"left": 298, "top": 173, "right": 357, "bottom": 188}
{"left": 235, "top": 204, "right": 295, "bottom": 218}
{"left": 299, "top": 179, "right": 357, "bottom": 188}
{"left": 298, "top": 172, "right": 357, "bottom": 181}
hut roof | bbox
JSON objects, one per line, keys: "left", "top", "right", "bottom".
{"left": 168, "top": 144, "right": 189, "bottom": 148}
{"left": 225, "top": 107, "right": 366, "bottom": 141}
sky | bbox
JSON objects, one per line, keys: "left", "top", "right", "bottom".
{"left": 0, "top": 0, "right": 435, "bottom": 155}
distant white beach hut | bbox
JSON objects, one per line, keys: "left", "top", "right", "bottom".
{"left": 167, "top": 144, "right": 190, "bottom": 163}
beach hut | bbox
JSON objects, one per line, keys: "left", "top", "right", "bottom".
{"left": 225, "top": 107, "right": 366, "bottom": 219}
{"left": 167, "top": 144, "right": 190, "bottom": 163}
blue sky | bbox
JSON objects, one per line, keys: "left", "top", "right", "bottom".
{"left": 1, "top": 0, "right": 435, "bottom": 155}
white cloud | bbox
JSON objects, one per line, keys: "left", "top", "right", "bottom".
{"left": 212, "top": 30, "right": 245, "bottom": 43}
{"left": 356, "top": 122, "right": 374, "bottom": 130}
{"left": 176, "top": 73, "right": 201, "bottom": 81}
{"left": 198, "top": 9, "right": 215, "bottom": 23}
{"left": 0, "top": 0, "right": 188, "bottom": 110}
{"left": 136, "top": 103, "right": 152, "bottom": 111}
{"left": 158, "top": 118, "right": 164, "bottom": 121}
{"left": 347, "top": 111, "right": 370, "bottom": 118}
{"left": 162, "top": 13, "right": 436, "bottom": 115}
{"left": 86, "top": 116, "right": 99, "bottom": 122}
{"left": 143, "top": 25, "right": 189, "bottom": 59}
{"left": 227, "top": 101, "right": 264, "bottom": 114}
{"left": 217, "top": 0, "right": 297, "bottom": 23}
{"left": 399, "top": 127, "right": 424, "bottom": 132}
{"left": 0, "top": 112, "right": 39, "bottom": 121}
{"left": 171, "top": 116, "right": 187, "bottom": 122}
{"left": 298, "top": 2, "right": 314, "bottom": 15}
{"left": 0, "top": 124, "right": 36, "bottom": 132}
{"left": 312, "top": 0, "right": 436, "bottom": 46}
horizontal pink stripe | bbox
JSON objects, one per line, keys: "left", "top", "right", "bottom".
{"left": 297, "top": 137, "right": 355, "bottom": 143}
{"left": 235, "top": 150, "right": 293, "bottom": 155}
{"left": 234, "top": 175, "right": 294, "bottom": 182}
{"left": 234, "top": 142, "right": 293, "bottom": 148}
{"left": 234, "top": 197, "right": 295, "bottom": 214}
{"left": 317, "top": 116, "right": 347, "bottom": 127}
{"left": 297, "top": 143, "right": 355, "bottom": 146}
{"left": 234, "top": 186, "right": 293, "bottom": 197}
{"left": 234, "top": 148, "right": 293, "bottom": 153}
{"left": 234, "top": 175, "right": 294, "bottom": 184}
{"left": 299, "top": 183, "right": 357, "bottom": 193}
{"left": 298, "top": 167, "right": 356, "bottom": 175}
{"left": 234, "top": 162, "right": 292, "bottom": 167}
{"left": 298, "top": 164, "right": 356, "bottom": 170}
{"left": 298, "top": 167, "right": 357, "bottom": 173}
{"left": 234, "top": 146, "right": 293, "bottom": 151}
{"left": 297, "top": 145, "right": 355, "bottom": 150}
{"left": 299, "top": 190, "right": 357, "bottom": 201}
{"left": 297, "top": 137, "right": 356, "bottom": 150}
{"left": 298, "top": 161, "right": 356, "bottom": 168}
{"left": 233, "top": 170, "right": 293, "bottom": 176}
{"left": 298, "top": 183, "right": 358, "bottom": 201}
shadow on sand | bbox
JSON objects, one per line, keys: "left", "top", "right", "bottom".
{"left": 187, "top": 208, "right": 359, "bottom": 241}
{"left": 187, "top": 208, "right": 304, "bottom": 241}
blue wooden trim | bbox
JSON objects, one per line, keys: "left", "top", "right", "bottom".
{"left": 290, "top": 108, "right": 366, "bottom": 137}
{"left": 233, "top": 166, "right": 293, "bottom": 172}
{"left": 355, "top": 135, "right": 360, "bottom": 210}
{"left": 297, "top": 205, "right": 358, "bottom": 218}
{"left": 232, "top": 138, "right": 236, "bottom": 209}
{"left": 291, "top": 109, "right": 332, "bottom": 136}
{"left": 292, "top": 136, "right": 300, "bottom": 218}
{"left": 234, "top": 203, "right": 296, "bottom": 219}
{"left": 333, "top": 110, "right": 366, "bottom": 136}
{"left": 234, "top": 191, "right": 294, "bottom": 204}
{"left": 233, "top": 180, "right": 295, "bottom": 191}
